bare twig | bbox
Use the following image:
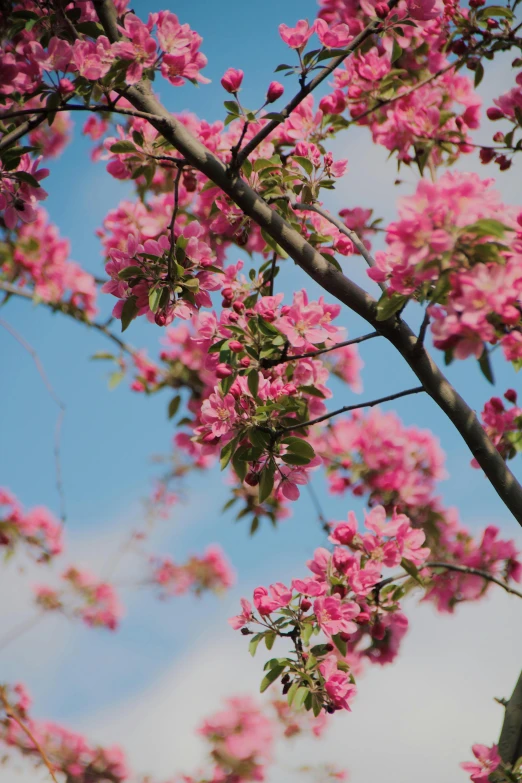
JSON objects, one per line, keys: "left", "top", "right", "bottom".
{"left": 0, "top": 318, "right": 67, "bottom": 523}
{"left": 278, "top": 385, "right": 425, "bottom": 432}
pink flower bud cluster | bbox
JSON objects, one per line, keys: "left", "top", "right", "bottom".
{"left": 474, "top": 391, "right": 522, "bottom": 467}
{"left": 34, "top": 567, "right": 123, "bottom": 631}
{"left": 0, "top": 487, "right": 63, "bottom": 562}
{"left": 150, "top": 545, "right": 235, "bottom": 597}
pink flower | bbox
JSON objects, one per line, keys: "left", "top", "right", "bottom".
{"left": 221, "top": 68, "right": 243, "bottom": 93}
{"left": 279, "top": 20, "right": 314, "bottom": 50}
{"left": 200, "top": 391, "right": 238, "bottom": 438}
{"left": 461, "top": 744, "right": 501, "bottom": 783}
{"left": 319, "top": 655, "right": 357, "bottom": 711}
{"left": 253, "top": 583, "right": 292, "bottom": 614}
{"left": 266, "top": 81, "right": 284, "bottom": 103}
{"left": 313, "top": 595, "right": 360, "bottom": 637}
{"left": 315, "top": 19, "right": 352, "bottom": 48}
{"left": 229, "top": 598, "right": 253, "bottom": 629}
{"left": 72, "top": 36, "right": 114, "bottom": 80}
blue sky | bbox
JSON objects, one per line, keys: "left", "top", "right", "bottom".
{"left": 1, "top": 2, "right": 522, "bottom": 781}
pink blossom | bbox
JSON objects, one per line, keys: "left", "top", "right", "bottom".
{"left": 313, "top": 595, "right": 360, "bottom": 636}
{"left": 266, "top": 81, "right": 284, "bottom": 103}
{"left": 461, "top": 744, "right": 501, "bottom": 783}
{"left": 319, "top": 655, "right": 357, "bottom": 711}
{"left": 229, "top": 598, "right": 253, "bottom": 629}
{"left": 279, "top": 20, "right": 315, "bottom": 50}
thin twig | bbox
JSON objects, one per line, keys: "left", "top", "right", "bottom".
{"left": 278, "top": 385, "right": 425, "bottom": 432}
{"left": 416, "top": 309, "right": 431, "bottom": 350}
{"left": 262, "top": 331, "right": 380, "bottom": 368}
{"left": 268, "top": 251, "right": 278, "bottom": 297}
{"left": 291, "top": 202, "right": 386, "bottom": 293}
{"left": 0, "top": 282, "right": 136, "bottom": 357}
{"left": 425, "top": 561, "right": 522, "bottom": 600}
{"left": 0, "top": 691, "right": 59, "bottom": 783}
{"left": 0, "top": 318, "right": 67, "bottom": 523}
{"left": 306, "top": 482, "right": 331, "bottom": 535}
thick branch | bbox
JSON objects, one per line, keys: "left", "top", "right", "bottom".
{"left": 499, "top": 670, "right": 522, "bottom": 766}
{"left": 279, "top": 385, "right": 425, "bottom": 432}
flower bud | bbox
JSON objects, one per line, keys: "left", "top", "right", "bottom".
{"left": 216, "top": 363, "right": 233, "bottom": 378}
{"left": 233, "top": 300, "right": 245, "bottom": 313}
{"left": 240, "top": 357, "right": 251, "bottom": 368}
{"left": 229, "top": 340, "right": 243, "bottom": 352}
{"left": 479, "top": 147, "right": 496, "bottom": 164}
{"left": 301, "top": 598, "right": 312, "bottom": 612}
{"left": 266, "top": 81, "right": 284, "bottom": 103}
{"left": 505, "top": 389, "right": 518, "bottom": 403}
{"left": 221, "top": 68, "right": 244, "bottom": 93}
{"left": 155, "top": 311, "right": 168, "bottom": 326}
{"left": 487, "top": 107, "right": 504, "bottom": 121}
{"left": 375, "top": 1, "right": 389, "bottom": 17}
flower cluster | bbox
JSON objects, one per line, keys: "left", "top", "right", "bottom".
{"left": 0, "top": 154, "right": 49, "bottom": 229}
{"left": 230, "top": 506, "right": 429, "bottom": 714}
{"left": 475, "top": 390, "right": 522, "bottom": 466}
{"left": 368, "top": 172, "right": 522, "bottom": 363}
{"left": 34, "top": 567, "right": 122, "bottom": 631}
{"left": 0, "top": 684, "right": 129, "bottom": 783}
{"left": 150, "top": 545, "right": 235, "bottom": 597}
{"left": 198, "top": 696, "right": 273, "bottom": 782}
{"left": 103, "top": 222, "right": 221, "bottom": 329}
{"left": 461, "top": 744, "right": 502, "bottom": 783}
{"left": 0, "top": 487, "right": 63, "bottom": 562}
{"left": 2, "top": 207, "right": 97, "bottom": 317}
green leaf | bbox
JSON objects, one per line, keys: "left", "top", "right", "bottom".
{"left": 477, "top": 5, "right": 514, "bottom": 19}
{"left": 108, "top": 370, "right": 124, "bottom": 389}
{"left": 391, "top": 38, "right": 403, "bottom": 64}
{"left": 462, "top": 218, "right": 512, "bottom": 239}
{"left": 375, "top": 291, "right": 409, "bottom": 321}
{"left": 478, "top": 350, "right": 495, "bottom": 384}
{"left": 260, "top": 664, "right": 285, "bottom": 693}
{"left": 91, "top": 352, "right": 114, "bottom": 361}
{"left": 110, "top": 140, "right": 137, "bottom": 153}
{"left": 168, "top": 395, "right": 181, "bottom": 419}
{"left": 274, "top": 63, "right": 294, "bottom": 72}
{"left": 311, "top": 694, "right": 322, "bottom": 717}
{"left": 332, "top": 633, "right": 347, "bottom": 656}
{"left": 120, "top": 296, "right": 138, "bottom": 332}
{"left": 14, "top": 171, "right": 40, "bottom": 188}
{"left": 265, "top": 631, "right": 276, "bottom": 650}
{"left": 298, "top": 384, "right": 326, "bottom": 398}
{"left": 249, "top": 634, "right": 264, "bottom": 657}
{"left": 281, "top": 454, "right": 312, "bottom": 466}
{"left": 292, "top": 155, "right": 314, "bottom": 177}
{"left": 287, "top": 681, "right": 299, "bottom": 706}
{"left": 258, "top": 464, "right": 275, "bottom": 503}
{"left": 283, "top": 437, "right": 316, "bottom": 460}
{"left": 220, "top": 437, "right": 238, "bottom": 470}
{"left": 247, "top": 369, "right": 259, "bottom": 399}
{"left": 118, "top": 265, "right": 142, "bottom": 279}
{"left": 148, "top": 287, "right": 162, "bottom": 313}
{"left": 301, "top": 621, "right": 314, "bottom": 646}
{"left": 400, "top": 557, "right": 423, "bottom": 584}
{"left": 293, "top": 686, "right": 309, "bottom": 710}
{"left": 474, "top": 61, "right": 484, "bottom": 88}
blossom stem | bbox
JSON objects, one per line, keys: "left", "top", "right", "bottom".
{"left": 278, "top": 386, "right": 425, "bottom": 432}
{"left": 424, "top": 562, "right": 522, "bottom": 600}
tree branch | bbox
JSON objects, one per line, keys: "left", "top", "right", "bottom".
{"left": 499, "top": 670, "right": 522, "bottom": 766}
{"left": 235, "top": 10, "right": 395, "bottom": 166}
{"left": 262, "top": 330, "right": 380, "bottom": 368}
{"left": 0, "top": 282, "right": 136, "bottom": 356}
{"left": 278, "top": 385, "right": 425, "bottom": 432}
{"left": 425, "top": 562, "right": 522, "bottom": 601}
{"left": 291, "top": 201, "right": 386, "bottom": 292}
{"left": 69, "top": 0, "right": 522, "bottom": 527}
